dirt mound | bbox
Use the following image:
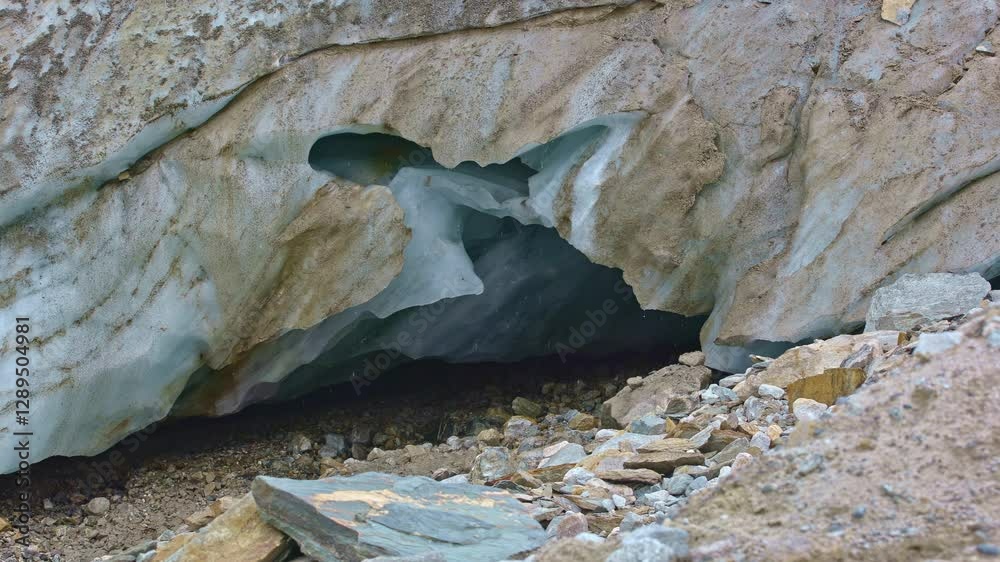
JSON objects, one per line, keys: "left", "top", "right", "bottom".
{"left": 679, "top": 306, "right": 1000, "bottom": 561}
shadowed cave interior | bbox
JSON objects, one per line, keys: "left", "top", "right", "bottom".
{"left": 233, "top": 130, "right": 708, "bottom": 403}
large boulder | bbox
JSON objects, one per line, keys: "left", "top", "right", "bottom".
{"left": 251, "top": 473, "right": 545, "bottom": 562}
{"left": 864, "top": 272, "right": 991, "bottom": 331}
{"left": 2, "top": 0, "right": 1000, "bottom": 471}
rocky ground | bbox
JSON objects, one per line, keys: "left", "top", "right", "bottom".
{"left": 0, "top": 353, "right": 667, "bottom": 562}
{"left": 1, "top": 275, "right": 998, "bottom": 562}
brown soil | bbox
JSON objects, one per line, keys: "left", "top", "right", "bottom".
{"left": 678, "top": 307, "right": 1000, "bottom": 561}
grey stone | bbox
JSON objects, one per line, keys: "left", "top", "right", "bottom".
{"left": 840, "top": 343, "right": 878, "bottom": 371}
{"left": 546, "top": 512, "right": 588, "bottom": 539}
{"left": 602, "top": 365, "right": 712, "bottom": 427}
{"left": 619, "top": 525, "right": 689, "bottom": 559}
{"left": 914, "top": 331, "right": 963, "bottom": 358}
{"left": 627, "top": 414, "right": 667, "bottom": 435}
{"left": 749, "top": 431, "right": 771, "bottom": 451}
{"left": 864, "top": 273, "right": 990, "bottom": 332}
{"left": 977, "top": 544, "right": 1000, "bottom": 556}
{"left": 351, "top": 425, "right": 373, "bottom": 446}
{"left": 757, "top": 384, "right": 784, "bottom": 399}
{"left": 607, "top": 538, "right": 679, "bottom": 562}
{"left": 252, "top": 473, "right": 545, "bottom": 562}
{"left": 618, "top": 512, "right": 646, "bottom": 533}
{"left": 639, "top": 490, "right": 679, "bottom": 507}
{"left": 593, "top": 432, "right": 665, "bottom": 455}
{"left": 319, "top": 433, "right": 349, "bottom": 458}
{"left": 685, "top": 476, "right": 709, "bottom": 495}
{"left": 701, "top": 384, "right": 738, "bottom": 404}
{"left": 562, "top": 467, "right": 596, "bottom": 486}
{"left": 718, "top": 373, "right": 746, "bottom": 388}
{"left": 537, "top": 441, "right": 587, "bottom": 468}
{"left": 86, "top": 497, "right": 111, "bottom": 516}
{"left": 665, "top": 474, "right": 693, "bottom": 496}
{"left": 792, "top": 398, "right": 828, "bottom": 423}
{"left": 502, "top": 416, "right": 538, "bottom": 441}
{"left": 289, "top": 434, "right": 313, "bottom": 453}
{"left": 741, "top": 396, "right": 766, "bottom": 421}
{"left": 440, "top": 474, "right": 470, "bottom": 485}
{"left": 470, "top": 447, "right": 515, "bottom": 483}
{"left": 710, "top": 438, "right": 749, "bottom": 465}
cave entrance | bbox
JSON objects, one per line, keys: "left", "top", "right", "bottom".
{"left": 271, "top": 130, "right": 706, "bottom": 397}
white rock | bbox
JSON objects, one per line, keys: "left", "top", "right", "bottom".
{"left": 718, "top": 373, "right": 747, "bottom": 388}
{"left": 914, "top": 331, "right": 963, "bottom": 358}
{"left": 792, "top": 398, "right": 829, "bottom": 424}
{"left": 757, "top": 384, "right": 785, "bottom": 399}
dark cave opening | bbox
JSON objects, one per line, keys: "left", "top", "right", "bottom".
{"left": 276, "top": 129, "right": 708, "bottom": 398}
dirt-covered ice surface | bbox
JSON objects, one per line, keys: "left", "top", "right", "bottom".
{"left": 677, "top": 306, "right": 1000, "bottom": 561}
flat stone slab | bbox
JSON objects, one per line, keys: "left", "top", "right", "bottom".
{"left": 865, "top": 272, "right": 990, "bottom": 332}
{"left": 251, "top": 472, "right": 545, "bottom": 562}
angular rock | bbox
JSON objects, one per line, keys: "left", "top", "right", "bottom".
{"left": 638, "top": 438, "right": 699, "bottom": 454}
{"left": 785, "top": 368, "right": 866, "bottom": 406}
{"left": 594, "top": 469, "right": 662, "bottom": 486}
{"left": 252, "top": 473, "right": 545, "bottom": 562}
{"left": 700, "top": 384, "right": 738, "bottom": 404}
{"left": 665, "top": 474, "right": 694, "bottom": 496}
{"left": 470, "top": 447, "right": 516, "bottom": 484}
{"left": 602, "top": 365, "right": 712, "bottom": 428}
{"left": 319, "top": 434, "right": 349, "bottom": 459}
{"left": 627, "top": 414, "right": 669, "bottom": 435}
{"left": 592, "top": 432, "right": 666, "bottom": 455}
{"left": 737, "top": 334, "right": 888, "bottom": 398}
{"left": 563, "top": 467, "right": 596, "bottom": 487}
{"left": 701, "top": 429, "right": 748, "bottom": 453}
{"left": 865, "top": 273, "right": 990, "bottom": 332}
{"left": 512, "top": 397, "right": 545, "bottom": 419}
{"left": 914, "top": 331, "right": 964, "bottom": 358}
{"left": 792, "top": 398, "right": 829, "bottom": 424}
{"left": 538, "top": 441, "right": 587, "bottom": 469}
{"left": 476, "top": 428, "right": 504, "bottom": 446}
{"left": 678, "top": 351, "right": 705, "bottom": 366}
{"left": 881, "top": 0, "right": 917, "bottom": 25}
{"left": 164, "top": 494, "right": 290, "bottom": 562}
{"left": 546, "top": 512, "right": 589, "bottom": 540}
{"left": 756, "top": 384, "right": 784, "bottom": 399}
{"left": 625, "top": 449, "right": 705, "bottom": 474}
{"left": 709, "top": 438, "right": 750, "bottom": 465}
{"left": 503, "top": 417, "right": 538, "bottom": 441}
{"left": 568, "top": 413, "right": 600, "bottom": 431}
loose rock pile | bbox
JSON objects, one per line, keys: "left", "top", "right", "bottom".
{"left": 55, "top": 274, "right": 1000, "bottom": 560}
